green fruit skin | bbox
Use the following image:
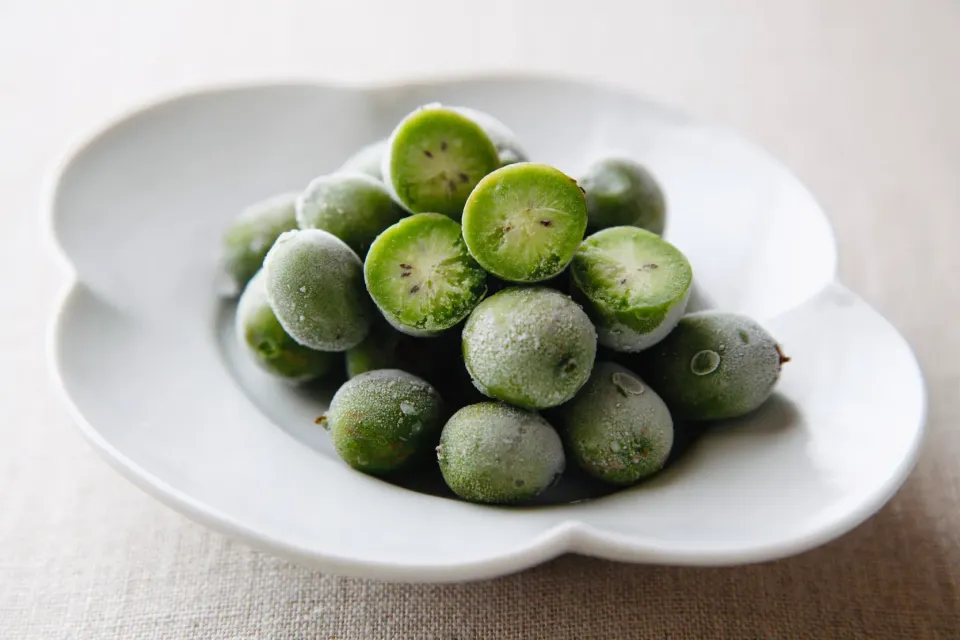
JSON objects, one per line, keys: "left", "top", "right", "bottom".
{"left": 263, "top": 229, "right": 374, "bottom": 351}
{"left": 327, "top": 369, "right": 446, "bottom": 475}
{"left": 437, "top": 402, "right": 565, "bottom": 504}
{"left": 364, "top": 213, "right": 487, "bottom": 337}
{"left": 580, "top": 158, "right": 666, "bottom": 235}
{"left": 383, "top": 106, "right": 500, "bottom": 219}
{"left": 221, "top": 192, "right": 299, "bottom": 295}
{"left": 570, "top": 227, "right": 692, "bottom": 352}
{"left": 462, "top": 287, "right": 597, "bottom": 410}
{"left": 296, "top": 172, "right": 405, "bottom": 257}
{"left": 634, "top": 311, "right": 784, "bottom": 420}
{"left": 558, "top": 362, "right": 673, "bottom": 485}
{"left": 235, "top": 271, "right": 339, "bottom": 381}
{"left": 340, "top": 139, "right": 387, "bottom": 181}
{"left": 462, "top": 163, "right": 588, "bottom": 283}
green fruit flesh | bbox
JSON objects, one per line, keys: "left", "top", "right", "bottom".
{"left": 364, "top": 213, "right": 487, "bottom": 336}
{"left": 571, "top": 226, "right": 692, "bottom": 352}
{"left": 385, "top": 107, "right": 500, "bottom": 218}
{"left": 462, "top": 163, "right": 587, "bottom": 282}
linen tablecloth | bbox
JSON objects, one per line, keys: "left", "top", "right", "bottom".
{"left": 2, "top": 1, "right": 958, "bottom": 637}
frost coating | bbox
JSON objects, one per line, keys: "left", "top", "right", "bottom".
{"left": 437, "top": 402, "right": 565, "bottom": 504}
{"left": 451, "top": 106, "right": 529, "bottom": 166}
{"left": 263, "top": 229, "right": 373, "bottom": 351}
{"left": 295, "top": 172, "right": 404, "bottom": 257}
{"left": 234, "top": 271, "right": 337, "bottom": 382}
{"left": 220, "top": 191, "right": 300, "bottom": 295}
{"left": 340, "top": 139, "right": 387, "bottom": 180}
{"left": 462, "top": 287, "right": 597, "bottom": 409}
{"left": 559, "top": 362, "right": 673, "bottom": 485}
{"left": 637, "top": 311, "right": 785, "bottom": 420}
{"left": 326, "top": 369, "right": 445, "bottom": 475}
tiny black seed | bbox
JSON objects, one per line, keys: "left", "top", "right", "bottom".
{"left": 410, "top": 285, "right": 420, "bottom": 294}
{"left": 441, "top": 140, "right": 448, "bottom": 151}
{"left": 423, "top": 150, "right": 433, "bottom": 158}
{"left": 399, "top": 263, "right": 412, "bottom": 269}
{"left": 620, "top": 278, "right": 627, "bottom": 285}
{"left": 643, "top": 263, "right": 659, "bottom": 270}
{"left": 540, "top": 220, "right": 552, "bottom": 227}
{"left": 401, "top": 272, "right": 411, "bottom": 278}
{"left": 504, "top": 225, "right": 512, "bottom": 231}
{"left": 459, "top": 172, "right": 469, "bottom": 183}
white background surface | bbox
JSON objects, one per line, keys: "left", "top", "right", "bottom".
{"left": 2, "top": 1, "right": 959, "bottom": 637}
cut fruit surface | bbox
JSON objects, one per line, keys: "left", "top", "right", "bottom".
{"left": 383, "top": 106, "right": 500, "bottom": 219}
{"left": 364, "top": 213, "right": 487, "bottom": 336}
{"left": 462, "top": 163, "right": 587, "bottom": 282}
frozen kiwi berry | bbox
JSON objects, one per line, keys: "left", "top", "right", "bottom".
{"left": 558, "top": 362, "right": 673, "bottom": 485}
{"left": 364, "top": 213, "right": 487, "bottom": 336}
{"left": 452, "top": 106, "right": 528, "bottom": 166}
{"left": 636, "top": 311, "right": 788, "bottom": 420}
{"left": 580, "top": 158, "right": 666, "bottom": 235}
{"left": 382, "top": 105, "right": 500, "bottom": 218}
{"left": 220, "top": 192, "right": 299, "bottom": 295}
{"left": 324, "top": 369, "right": 445, "bottom": 475}
{"left": 296, "top": 172, "right": 404, "bottom": 257}
{"left": 263, "top": 229, "right": 373, "bottom": 351}
{"left": 462, "top": 163, "right": 587, "bottom": 283}
{"left": 235, "top": 271, "right": 338, "bottom": 381}
{"left": 436, "top": 402, "right": 565, "bottom": 504}
{"left": 462, "top": 287, "right": 597, "bottom": 409}
{"left": 340, "top": 139, "right": 387, "bottom": 180}
{"left": 571, "top": 226, "right": 692, "bottom": 352}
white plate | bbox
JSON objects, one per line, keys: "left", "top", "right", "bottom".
{"left": 47, "top": 77, "right": 926, "bottom": 582}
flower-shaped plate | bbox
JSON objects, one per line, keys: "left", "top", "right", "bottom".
{"left": 48, "top": 77, "right": 925, "bottom": 582}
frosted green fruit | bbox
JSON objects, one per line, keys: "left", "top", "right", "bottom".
{"left": 462, "top": 163, "right": 587, "bottom": 283}
{"left": 263, "top": 229, "right": 373, "bottom": 351}
{"left": 364, "top": 213, "right": 487, "bottom": 336}
{"left": 436, "top": 402, "right": 565, "bottom": 504}
{"left": 580, "top": 157, "right": 666, "bottom": 235}
{"left": 235, "top": 271, "right": 338, "bottom": 381}
{"left": 325, "top": 369, "right": 445, "bottom": 475}
{"left": 558, "top": 362, "right": 673, "bottom": 485}
{"left": 220, "top": 192, "right": 299, "bottom": 295}
{"left": 571, "top": 226, "right": 692, "bottom": 352}
{"left": 452, "top": 106, "right": 528, "bottom": 166}
{"left": 382, "top": 105, "right": 500, "bottom": 218}
{"left": 636, "top": 311, "right": 788, "bottom": 420}
{"left": 340, "top": 139, "right": 387, "bottom": 180}
{"left": 462, "top": 287, "right": 597, "bottom": 409}
{"left": 296, "top": 172, "right": 404, "bottom": 257}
